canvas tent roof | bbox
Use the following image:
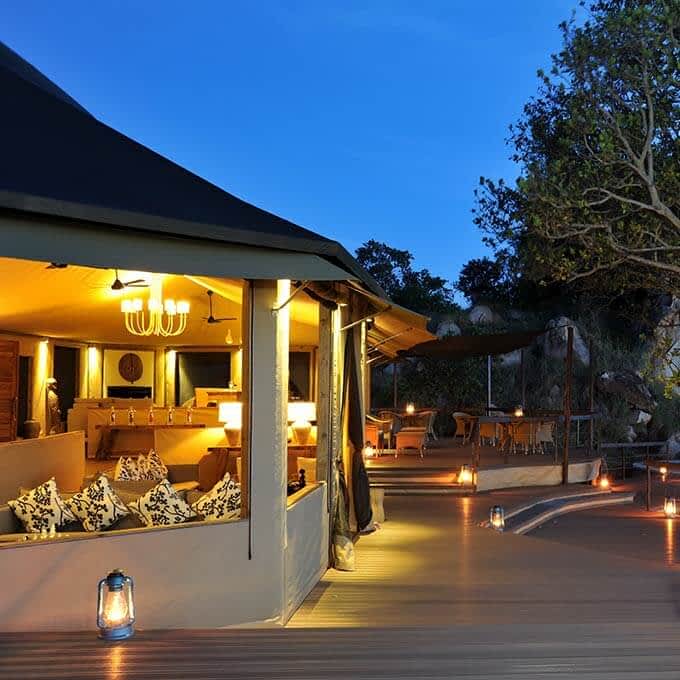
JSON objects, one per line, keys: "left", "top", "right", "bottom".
{"left": 0, "top": 42, "right": 384, "bottom": 297}
{"left": 399, "top": 330, "right": 545, "bottom": 361}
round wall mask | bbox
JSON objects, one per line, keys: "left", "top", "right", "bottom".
{"left": 118, "top": 353, "right": 144, "bottom": 383}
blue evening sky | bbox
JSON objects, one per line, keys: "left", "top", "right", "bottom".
{"left": 3, "top": 1, "right": 582, "bottom": 292}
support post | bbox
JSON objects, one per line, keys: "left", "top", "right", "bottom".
{"left": 520, "top": 348, "right": 526, "bottom": 407}
{"left": 646, "top": 450, "right": 651, "bottom": 511}
{"left": 486, "top": 355, "right": 492, "bottom": 412}
{"left": 562, "top": 326, "right": 574, "bottom": 485}
{"left": 588, "top": 338, "right": 595, "bottom": 457}
{"left": 392, "top": 362, "right": 398, "bottom": 410}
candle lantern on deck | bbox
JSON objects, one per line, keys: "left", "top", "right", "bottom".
{"left": 598, "top": 473, "right": 610, "bottom": 490}
{"left": 489, "top": 505, "right": 505, "bottom": 531}
{"left": 513, "top": 405, "right": 524, "bottom": 418}
{"left": 363, "top": 442, "right": 375, "bottom": 459}
{"left": 405, "top": 402, "right": 415, "bottom": 415}
{"left": 458, "top": 464, "right": 474, "bottom": 486}
{"left": 664, "top": 496, "right": 677, "bottom": 519}
{"left": 97, "top": 569, "right": 135, "bottom": 641}
{"left": 660, "top": 465, "right": 668, "bottom": 483}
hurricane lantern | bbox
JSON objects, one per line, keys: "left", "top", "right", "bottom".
{"left": 363, "top": 442, "right": 375, "bottom": 459}
{"left": 660, "top": 465, "right": 668, "bottom": 482}
{"left": 513, "top": 405, "right": 524, "bottom": 417}
{"left": 490, "top": 505, "right": 505, "bottom": 531}
{"left": 458, "top": 464, "right": 474, "bottom": 486}
{"left": 664, "top": 497, "right": 677, "bottom": 519}
{"left": 405, "top": 402, "right": 415, "bottom": 415}
{"left": 598, "top": 474, "right": 610, "bottom": 490}
{"left": 97, "top": 569, "right": 135, "bottom": 641}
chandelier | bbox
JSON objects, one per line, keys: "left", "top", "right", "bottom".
{"left": 120, "top": 278, "right": 190, "bottom": 337}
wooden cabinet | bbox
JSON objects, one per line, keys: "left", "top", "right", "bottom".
{"left": 0, "top": 340, "right": 19, "bottom": 442}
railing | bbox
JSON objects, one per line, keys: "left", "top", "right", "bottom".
{"left": 597, "top": 441, "right": 667, "bottom": 480}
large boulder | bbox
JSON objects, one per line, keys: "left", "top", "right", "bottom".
{"left": 596, "top": 370, "right": 657, "bottom": 412}
{"left": 435, "top": 319, "right": 461, "bottom": 338}
{"left": 498, "top": 349, "right": 523, "bottom": 366}
{"left": 543, "top": 316, "right": 590, "bottom": 365}
{"left": 666, "top": 432, "right": 680, "bottom": 458}
{"left": 469, "top": 305, "right": 503, "bottom": 325}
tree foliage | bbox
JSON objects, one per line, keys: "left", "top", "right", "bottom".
{"left": 476, "top": 0, "right": 680, "bottom": 294}
{"left": 355, "top": 239, "right": 458, "bottom": 315}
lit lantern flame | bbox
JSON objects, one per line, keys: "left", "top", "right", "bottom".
{"left": 513, "top": 406, "right": 524, "bottom": 417}
{"left": 363, "top": 442, "right": 375, "bottom": 459}
{"left": 660, "top": 465, "right": 668, "bottom": 482}
{"left": 101, "top": 590, "right": 129, "bottom": 628}
{"left": 490, "top": 505, "right": 505, "bottom": 531}
{"left": 405, "top": 402, "right": 415, "bottom": 415}
{"left": 664, "top": 497, "right": 677, "bottom": 519}
{"left": 599, "top": 475, "right": 610, "bottom": 490}
{"left": 458, "top": 464, "right": 474, "bottom": 486}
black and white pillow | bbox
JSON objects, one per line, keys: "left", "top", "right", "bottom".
{"left": 128, "top": 478, "right": 196, "bottom": 527}
{"left": 8, "top": 478, "right": 77, "bottom": 533}
{"left": 114, "top": 456, "right": 139, "bottom": 481}
{"left": 65, "top": 475, "right": 130, "bottom": 532}
{"left": 191, "top": 473, "right": 241, "bottom": 522}
{"left": 145, "top": 449, "right": 168, "bottom": 480}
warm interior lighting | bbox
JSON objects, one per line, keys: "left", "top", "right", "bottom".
{"left": 225, "top": 328, "right": 233, "bottom": 345}
{"left": 513, "top": 405, "right": 524, "bottom": 417}
{"left": 288, "top": 402, "right": 316, "bottom": 445}
{"left": 97, "top": 569, "right": 135, "bottom": 641}
{"left": 458, "top": 464, "right": 474, "bottom": 486}
{"left": 121, "top": 276, "right": 189, "bottom": 337}
{"left": 490, "top": 505, "right": 505, "bottom": 531}
{"left": 219, "top": 401, "right": 242, "bottom": 446}
{"left": 665, "top": 497, "right": 677, "bottom": 519}
{"left": 405, "top": 402, "right": 415, "bottom": 415}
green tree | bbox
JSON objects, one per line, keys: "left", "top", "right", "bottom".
{"left": 476, "top": 0, "right": 680, "bottom": 294}
{"left": 355, "top": 240, "right": 457, "bottom": 315}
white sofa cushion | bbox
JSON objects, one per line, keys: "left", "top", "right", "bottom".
{"left": 65, "top": 475, "right": 130, "bottom": 532}
{"left": 7, "top": 478, "right": 77, "bottom": 532}
{"left": 128, "top": 479, "right": 196, "bottom": 527}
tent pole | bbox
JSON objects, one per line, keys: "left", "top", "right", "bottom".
{"left": 520, "top": 348, "right": 526, "bottom": 406}
{"left": 392, "top": 362, "right": 398, "bottom": 410}
{"left": 588, "top": 338, "right": 595, "bottom": 457}
{"left": 562, "top": 326, "right": 574, "bottom": 485}
{"left": 486, "top": 355, "right": 492, "bottom": 412}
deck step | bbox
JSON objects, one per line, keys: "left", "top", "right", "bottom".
{"left": 366, "top": 467, "right": 457, "bottom": 477}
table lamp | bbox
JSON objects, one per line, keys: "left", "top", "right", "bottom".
{"left": 288, "top": 402, "right": 316, "bottom": 445}
{"left": 219, "top": 402, "right": 242, "bottom": 446}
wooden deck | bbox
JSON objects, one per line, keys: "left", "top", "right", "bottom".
{"left": 4, "top": 486, "right": 680, "bottom": 678}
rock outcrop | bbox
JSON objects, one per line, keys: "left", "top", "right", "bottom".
{"left": 469, "top": 305, "right": 503, "bottom": 325}
{"left": 543, "top": 316, "right": 590, "bottom": 365}
{"left": 596, "top": 370, "right": 657, "bottom": 412}
{"left": 435, "top": 319, "right": 461, "bottom": 338}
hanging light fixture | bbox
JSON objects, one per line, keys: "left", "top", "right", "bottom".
{"left": 97, "top": 569, "right": 135, "bottom": 640}
{"left": 121, "top": 276, "right": 189, "bottom": 337}
{"left": 225, "top": 328, "right": 234, "bottom": 345}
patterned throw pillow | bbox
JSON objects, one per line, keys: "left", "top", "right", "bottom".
{"left": 128, "top": 478, "right": 196, "bottom": 527}
{"left": 191, "top": 473, "right": 241, "bottom": 522}
{"left": 145, "top": 449, "right": 168, "bottom": 480}
{"left": 114, "top": 456, "right": 139, "bottom": 481}
{"left": 64, "top": 475, "right": 130, "bottom": 532}
{"left": 8, "top": 478, "right": 77, "bottom": 532}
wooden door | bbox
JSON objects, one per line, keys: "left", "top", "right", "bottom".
{"left": 0, "top": 340, "right": 19, "bottom": 442}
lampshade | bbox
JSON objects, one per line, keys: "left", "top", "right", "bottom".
{"left": 288, "top": 401, "right": 316, "bottom": 423}
{"left": 218, "top": 401, "right": 242, "bottom": 426}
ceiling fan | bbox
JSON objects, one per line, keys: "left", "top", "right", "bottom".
{"left": 110, "top": 269, "right": 149, "bottom": 291}
{"left": 203, "top": 290, "right": 237, "bottom": 324}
